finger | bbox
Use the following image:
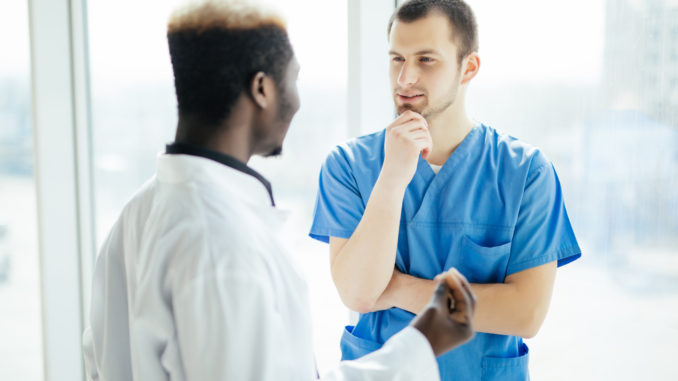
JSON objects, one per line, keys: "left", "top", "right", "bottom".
{"left": 432, "top": 280, "right": 460, "bottom": 316}
{"left": 390, "top": 119, "right": 428, "bottom": 134}
{"left": 441, "top": 271, "right": 472, "bottom": 322}
{"left": 421, "top": 147, "right": 430, "bottom": 160}
{"left": 450, "top": 268, "right": 476, "bottom": 308}
{"left": 433, "top": 274, "right": 456, "bottom": 312}
{"left": 432, "top": 280, "right": 450, "bottom": 310}
{"left": 414, "top": 136, "right": 433, "bottom": 156}
{"left": 389, "top": 125, "right": 432, "bottom": 150}
{"left": 415, "top": 141, "right": 432, "bottom": 159}
{"left": 389, "top": 110, "right": 422, "bottom": 129}
{"left": 458, "top": 276, "right": 476, "bottom": 312}
{"left": 398, "top": 110, "right": 426, "bottom": 123}
{"left": 448, "top": 268, "right": 476, "bottom": 311}
{"left": 390, "top": 111, "right": 427, "bottom": 129}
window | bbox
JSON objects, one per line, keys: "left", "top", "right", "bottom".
{"left": 0, "top": 1, "right": 44, "bottom": 380}
{"left": 465, "top": 0, "right": 677, "bottom": 379}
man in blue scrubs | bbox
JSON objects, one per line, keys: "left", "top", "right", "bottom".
{"left": 309, "top": 0, "right": 581, "bottom": 379}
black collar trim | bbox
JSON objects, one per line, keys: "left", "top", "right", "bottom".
{"left": 165, "top": 142, "right": 275, "bottom": 207}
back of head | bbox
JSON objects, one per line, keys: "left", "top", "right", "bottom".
{"left": 167, "top": 0, "right": 294, "bottom": 134}
{"left": 388, "top": 0, "right": 478, "bottom": 63}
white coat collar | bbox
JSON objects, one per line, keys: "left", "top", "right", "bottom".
{"left": 156, "top": 152, "right": 274, "bottom": 209}
{"left": 164, "top": 141, "right": 276, "bottom": 206}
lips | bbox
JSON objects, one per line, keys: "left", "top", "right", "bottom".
{"left": 397, "top": 93, "right": 424, "bottom": 103}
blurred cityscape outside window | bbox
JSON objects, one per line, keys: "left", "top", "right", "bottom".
{"left": 0, "top": 1, "right": 44, "bottom": 380}
{"left": 462, "top": 1, "right": 678, "bottom": 379}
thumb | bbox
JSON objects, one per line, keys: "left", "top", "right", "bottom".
{"left": 432, "top": 280, "right": 451, "bottom": 312}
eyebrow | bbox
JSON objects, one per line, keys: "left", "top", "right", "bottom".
{"left": 388, "top": 49, "right": 442, "bottom": 56}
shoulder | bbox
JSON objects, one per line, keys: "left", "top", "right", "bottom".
{"left": 323, "top": 129, "right": 385, "bottom": 169}
{"left": 480, "top": 124, "right": 551, "bottom": 178}
{"left": 165, "top": 196, "right": 275, "bottom": 287}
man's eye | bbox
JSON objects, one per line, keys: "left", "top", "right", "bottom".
{"left": 420, "top": 57, "right": 434, "bottom": 63}
{"left": 392, "top": 56, "right": 405, "bottom": 62}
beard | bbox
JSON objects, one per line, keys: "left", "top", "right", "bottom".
{"left": 396, "top": 87, "right": 457, "bottom": 119}
{"left": 260, "top": 85, "right": 296, "bottom": 158}
{"left": 277, "top": 84, "right": 296, "bottom": 122}
{"left": 395, "top": 72, "right": 461, "bottom": 119}
{"left": 421, "top": 97, "right": 455, "bottom": 120}
{"left": 265, "top": 146, "right": 283, "bottom": 157}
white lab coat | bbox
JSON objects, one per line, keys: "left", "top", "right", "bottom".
{"left": 82, "top": 152, "right": 440, "bottom": 380}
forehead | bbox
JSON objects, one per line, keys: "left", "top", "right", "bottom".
{"left": 389, "top": 12, "right": 458, "bottom": 56}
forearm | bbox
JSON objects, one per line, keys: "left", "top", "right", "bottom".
{"left": 372, "top": 270, "right": 433, "bottom": 314}
{"left": 470, "top": 283, "right": 546, "bottom": 338}
{"left": 376, "top": 272, "right": 550, "bottom": 338}
{"left": 331, "top": 174, "right": 406, "bottom": 312}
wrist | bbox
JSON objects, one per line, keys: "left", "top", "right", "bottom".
{"left": 410, "top": 308, "right": 441, "bottom": 356}
{"left": 375, "top": 170, "right": 408, "bottom": 198}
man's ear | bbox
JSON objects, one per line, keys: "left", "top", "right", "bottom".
{"left": 250, "top": 71, "right": 275, "bottom": 109}
{"left": 460, "top": 52, "right": 480, "bottom": 85}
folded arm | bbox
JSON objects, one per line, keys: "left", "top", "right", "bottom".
{"left": 328, "top": 112, "right": 433, "bottom": 314}
{"left": 371, "top": 261, "right": 557, "bottom": 339}
{"left": 328, "top": 176, "right": 406, "bottom": 313}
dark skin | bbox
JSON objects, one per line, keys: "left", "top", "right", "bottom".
{"left": 411, "top": 268, "right": 476, "bottom": 356}
{"left": 175, "top": 57, "right": 301, "bottom": 163}
{"left": 174, "top": 55, "right": 476, "bottom": 358}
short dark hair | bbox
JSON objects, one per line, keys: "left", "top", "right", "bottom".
{"left": 388, "top": 0, "right": 478, "bottom": 63}
{"left": 167, "top": 2, "right": 293, "bottom": 127}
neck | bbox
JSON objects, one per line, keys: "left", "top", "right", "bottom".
{"left": 425, "top": 92, "right": 475, "bottom": 166}
{"left": 175, "top": 98, "right": 255, "bottom": 164}
{"left": 207, "top": 128, "right": 253, "bottom": 164}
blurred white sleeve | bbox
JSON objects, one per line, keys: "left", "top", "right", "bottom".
{"left": 321, "top": 326, "right": 440, "bottom": 381}
{"left": 82, "top": 327, "right": 99, "bottom": 381}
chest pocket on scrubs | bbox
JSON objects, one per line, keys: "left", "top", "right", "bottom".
{"left": 457, "top": 235, "right": 511, "bottom": 284}
{"left": 481, "top": 343, "right": 530, "bottom": 381}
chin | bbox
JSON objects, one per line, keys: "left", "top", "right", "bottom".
{"left": 396, "top": 104, "right": 424, "bottom": 115}
{"left": 265, "top": 146, "right": 283, "bottom": 157}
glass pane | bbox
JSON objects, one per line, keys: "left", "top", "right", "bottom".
{"left": 87, "top": 0, "right": 181, "bottom": 242}
{"left": 249, "top": 1, "right": 348, "bottom": 372}
{"left": 0, "top": 1, "right": 44, "bottom": 380}
{"left": 466, "top": 0, "right": 678, "bottom": 379}
{"left": 87, "top": 0, "right": 348, "bottom": 373}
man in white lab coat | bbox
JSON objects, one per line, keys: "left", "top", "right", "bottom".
{"left": 82, "top": 1, "right": 477, "bottom": 380}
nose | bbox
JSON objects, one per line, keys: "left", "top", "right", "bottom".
{"left": 397, "top": 60, "right": 418, "bottom": 87}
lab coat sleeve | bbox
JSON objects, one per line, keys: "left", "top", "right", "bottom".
{"left": 321, "top": 327, "right": 440, "bottom": 381}
{"left": 82, "top": 219, "right": 131, "bottom": 381}
{"left": 82, "top": 327, "right": 99, "bottom": 381}
{"left": 172, "top": 271, "right": 287, "bottom": 380}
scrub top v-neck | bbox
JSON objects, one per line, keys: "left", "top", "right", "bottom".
{"left": 309, "top": 124, "right": 581, "bottom": 380}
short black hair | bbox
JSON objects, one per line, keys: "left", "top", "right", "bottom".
{"left": 388, "top": 0, "right": 478, "bottom": 63}
{"left": 168, "top": 25, "right": 293, "bottom": 127}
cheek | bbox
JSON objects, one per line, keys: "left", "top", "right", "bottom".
{"left": 292, "top": 90, "right": 301, "bottom": 113}
{"left": 389, "top": 65, "right": 401, "bottom": 84}
{"left": 429, "top": 68, "right": 459, "bottom": 92}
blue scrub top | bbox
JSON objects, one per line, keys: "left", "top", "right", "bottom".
{"left": 310, "top": 124, "right": 581, "bottom": 380}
